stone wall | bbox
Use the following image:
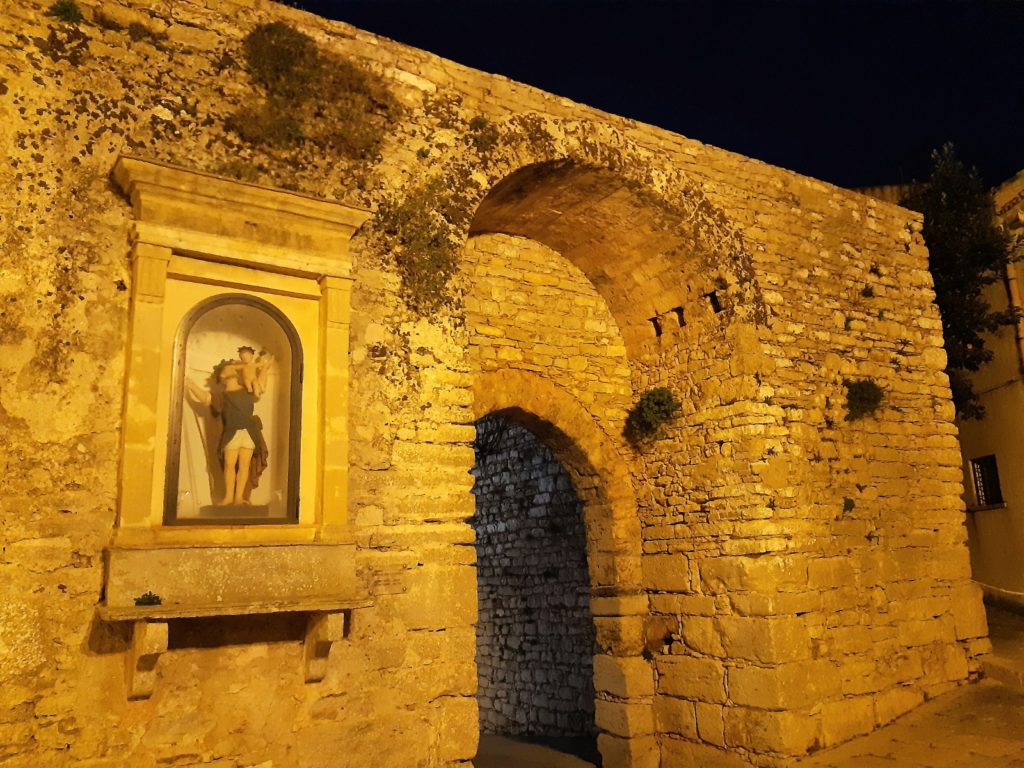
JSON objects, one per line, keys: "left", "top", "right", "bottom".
{"left": 0, "top": 0, "right": 989, "bottom": 766}
{"left": 473, "top": 415, "right": 596, "bottom": 742}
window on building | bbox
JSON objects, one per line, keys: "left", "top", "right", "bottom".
{"left": 970, "top": 454, "right": 1004, "bottom": 507}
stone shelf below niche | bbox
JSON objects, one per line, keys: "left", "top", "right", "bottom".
{"left": 97, "top": 596, "right": 371, "bottom": 622}
{"left": 99, "top": 540, "right": 368, "bottom": 700}
{"left": 98, "top": 596, "right": 371, "bottom": 701}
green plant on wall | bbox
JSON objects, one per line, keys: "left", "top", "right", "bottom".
{"left": 467, "top": 115, "right": 500, "bottom": 155}
{"left": 228, "top": 22, "right": 401, "bottom": 158}
{"left": 47, "top": 0, "right": 83, "bottom": 23}
{"left": 376, "top": 176, "right": 471, "bottom": 313}
{"left": 625, "top": 387, "right": 682, "bottom": 445}
{"left": 843, "top": 378, "right": 884, "bottom": 421}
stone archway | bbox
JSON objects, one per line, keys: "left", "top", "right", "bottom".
{"left": 473, "top": 372, "right": 654, "bottom": 768}
{"left": 452, "top": 124, "right": 760, "bottom": 767}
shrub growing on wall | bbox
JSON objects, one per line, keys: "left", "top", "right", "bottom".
{"left": 843, "top": 378, "right": 884, "bottom": 421}
{"left": 228, "top": 22, "right": 401, "bottom": 159}
{"left": 625, "top": 387, "right": 682, "bottom": 445}
{"left": 47, "top": 0, "right": 83, "bottom": 23}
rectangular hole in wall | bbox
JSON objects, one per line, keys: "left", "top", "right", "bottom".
{"left": 672, "top": 306, "right": 685, "bottom": 327}
{"left": 706, "top": 291, "right": 723, "bottom": 314}
{"left": 649, "top": 316, "right": 662, "bottom": 337}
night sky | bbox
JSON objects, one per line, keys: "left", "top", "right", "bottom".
{"left": 291, "top": 0, "right": 1024, "bottom": 190}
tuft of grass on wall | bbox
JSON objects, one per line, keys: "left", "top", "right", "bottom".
{"left": 843, "top": 378, "right": 884, "bottom": 421}
{"left": 625, "top": 387, "right": 682, "bottom": 445}
{"left": 47, "top": 0, "right": 83, "bottom": 23}
{"left": 467, "top": 115, "right": 500, "bottom": 154}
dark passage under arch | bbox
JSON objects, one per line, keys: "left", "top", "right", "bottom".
{"left": 472, "top": 414, "right": 599, "bottom": 764}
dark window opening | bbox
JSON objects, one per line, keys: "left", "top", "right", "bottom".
{"left": 707, "top": 291, "right": 723, "bottom": 314}
{"left": 672, "top": 306, "right": 685, "bottom": 327}
{"left": 971, "top": 454, "right": 1004, "bottom": 507}
{"left": 649, "top": 316, "right": 662, "bottom": 337}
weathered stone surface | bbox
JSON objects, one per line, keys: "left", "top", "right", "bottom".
{"left": 0, "top": 0, "right": 985, "bottom": 765}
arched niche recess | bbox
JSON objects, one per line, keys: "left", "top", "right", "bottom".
{"left": 164, "top": 293, "right": 304, "bottom": 525}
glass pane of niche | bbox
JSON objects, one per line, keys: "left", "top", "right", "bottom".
{"left": 166, "top": 295, "right": 301, "bottom": 524}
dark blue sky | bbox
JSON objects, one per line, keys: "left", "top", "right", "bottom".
{"left": 293, "top": 0, "right": 1024, "bottom": 189}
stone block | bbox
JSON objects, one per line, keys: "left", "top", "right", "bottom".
{"left": 596, "top": 616, "right": 647, "bottom": 656}
{"left": 729, "top": 591, "right": 821, "bottom": 617}
{"left": 435, "top": 696, "right": 479, "bottom": 762}
{"left": 950, "top": 583, "right": 989, "bottom": 640}
{"left": 727, "top": 662, "right": 828, "bottom": 710}
{"left": 695, "top": 702, "right": 726, "bottom": 747}
{"left": 657, "top": 656, "right": 727, "bottom": 703}
{"left": 682, "top": 616, "right": 724, "bottom": 657}
{"left": 398, "top": 565, "right": 477, "bottom": 630}
{"left": 874, "top": 685, "right": 924, "bottom": 726}
{"left": 717, "top": 616, "right": 811, "bottom": 663}
{"left": 104, "top": 543, "right": 358, "bottom": 609}
{"left": 649, "top": 594, "right": 717, "bottom": 616}
{"left": 661, "top": 737, "right": 752, "bottom": 768}
{"left": 593, "top": 655, "right": 655, "bottom": 698}
{"left": 642, "top": 554, "right": 690, "bottom": 592}
{"left": 700, "top": 555, "right": 808, "bottom": 595}
{"left": 724, "top": 706, "right": 818, "bottom": 755}
{"left": 820, "top": 695, "right": 875, "bottom": 747}
{"left": 594, "top": 699, "right": 655, "bottom": 737}
{"left": 597, "top": 733, "right": 659, "bottom": 768}
{"left": 654, "top": 695, "right": 697, "bottom": 739}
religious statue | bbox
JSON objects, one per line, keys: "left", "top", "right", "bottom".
{"left": 185, "top": 346, "right": 275, "bottom": 509}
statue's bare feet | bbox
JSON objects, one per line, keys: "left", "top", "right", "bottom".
{"left": 216, "top": 496, "right": 234, "bottom": 506}
{"left": 234, "top": 497, "right": 251, "bottom": 506}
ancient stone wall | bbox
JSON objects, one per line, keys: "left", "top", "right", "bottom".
{"left": 0, "top": 0, "right": 988, "bottom": 766}
{"left": 473, "top": 416, "right": 596, "bottom": 741}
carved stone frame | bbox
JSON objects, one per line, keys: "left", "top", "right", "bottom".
{"left": 102, "top": 156, "right": 372, "bottom": 698}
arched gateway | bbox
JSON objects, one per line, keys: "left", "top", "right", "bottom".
{"left": 459, "top": 148, "right": 746, "bottom": 765}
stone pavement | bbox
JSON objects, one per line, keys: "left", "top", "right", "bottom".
{"left": 476, "top": 735, "right": 595, "bottom": 768}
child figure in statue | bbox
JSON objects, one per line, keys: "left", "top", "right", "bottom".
{"left": 186, "top": 346, "right": 274, "bottom": 506}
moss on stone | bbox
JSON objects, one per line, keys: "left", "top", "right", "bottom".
{"left": 467, "top": 115, "right": 500, "bottom": 154}
{"left": 376, "top": 177, "right": 468, "bottom": 314}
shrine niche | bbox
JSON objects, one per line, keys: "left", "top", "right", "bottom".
{"left": 167, "top": 294, "right": 301, "bottom": 524}
{"left": 100, "top": 156, "right": 372, "bottom": 699}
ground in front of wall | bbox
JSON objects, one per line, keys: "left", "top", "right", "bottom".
{"left": 476, "top": 735, "right": 596, "bottom": 768}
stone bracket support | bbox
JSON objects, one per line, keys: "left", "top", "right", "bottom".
{"left": 113, "top": 604, "right": 361, "bottom": 699}
{"left": 126, "top": 620, "right": 168, "bottom": 700}
{"left": 303, "top": 610, "right": 346, "bottom": 683}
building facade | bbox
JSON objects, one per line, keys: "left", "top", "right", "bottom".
{"left": 959, "top": 170, "right": 1024, "bottom": 612}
